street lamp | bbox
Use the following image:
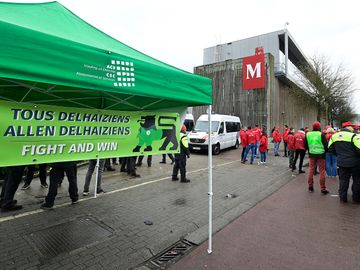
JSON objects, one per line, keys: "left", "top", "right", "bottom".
{"left": 281, "top": 111, "right": 285, "bottom": 131}
{"left": 284, "top": 22, "right": 289, "bottom": 76}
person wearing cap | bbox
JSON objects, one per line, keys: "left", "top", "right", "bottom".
{"left": 172, "top": 124, "right": 190, "bottom": 183}
{"left": 305, "top": 121, "right": 329, "bottom": 194}
{"left": 328, "top": 121, "right": 360, "bottom": 203}
{"left": 354, "top": 124, "right": 359, "bottom": 134}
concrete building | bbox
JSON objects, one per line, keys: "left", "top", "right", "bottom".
{"left": 193, "top": 30, "right": 323, "bottom": 134}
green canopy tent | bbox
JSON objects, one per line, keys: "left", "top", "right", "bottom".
{"left": 0, "top": 1, "right": 215, "bottom": 253}
{"left": 0, "top": 1, "right": 211, "bottom": 110}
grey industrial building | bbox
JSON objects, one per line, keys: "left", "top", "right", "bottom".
{"left": 193, "top": 30, "right": 322, "bottom": 133}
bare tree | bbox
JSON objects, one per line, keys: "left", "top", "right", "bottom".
{"left": 293, "top": 55, "right": 356, "bottom": 124}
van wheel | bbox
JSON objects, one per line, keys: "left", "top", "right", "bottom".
{"left": 213, "top": 143, "right": 220, "bottom": 155}
{"left": 234, "top": 140, "right": 239, "bottom": 149}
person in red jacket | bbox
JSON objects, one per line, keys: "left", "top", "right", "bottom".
{"left": 292, "top": 128, "right": 306, "bottom": 173}
{"left": 254, "top": 124, "right": 262, "bottom": 158}
{"left": 242, "top": 126, "right": 256, "bottom": 164}
{"left": 240, "top": 127, "right": 248, "bottom": 161}
{"left": 325, "top": 127, "right": 337, "bottom": 177}
{"left": 283, "top": 125, "right": 290, "bottom": 157}
{"left": 272, "top": 127, "right": 281, "bottom": 156}
{"left": 258, "top": 131, "right": 268, "bottom": 164}
{"left": 287, "top": 128, "right": 296, "bottom": 168}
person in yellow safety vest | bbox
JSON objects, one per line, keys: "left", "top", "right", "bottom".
{"left": 328, "top": 121, "right": 360, "bottom": 203}
{"left": 304, "top": 121, "right": 329, "bottom": 194}
{"left": 172, "top": 124, "right": 190, "bottom": 183}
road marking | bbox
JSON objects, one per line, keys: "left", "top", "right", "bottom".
{"left": 0, "top": 160, "right": 241, "bottom": 223}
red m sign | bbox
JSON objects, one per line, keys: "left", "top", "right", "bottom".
{"left": 242, "top": 54, "right": 265, "bottom": 90}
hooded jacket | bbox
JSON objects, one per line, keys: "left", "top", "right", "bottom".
{"left": 259, "top": 134, "right": 268, "bottom": 152}
{"left": 287, "top": 131, "right": 296, "bottom": 150}
{"left": 272, "top": 129, "right": 281, "bottom": 143}
{"left": 294, "top": 130, "right": 306, "bottom": 150}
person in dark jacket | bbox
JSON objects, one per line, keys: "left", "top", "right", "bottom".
{"left": 0, "top": 165, "right": 26, "bottom": 212}
{"left": 21, "top": 164, "right": 48, "bottom": 190}
{"left": 136, "top": 155, "right": 152, "bottom": 167}
{"left": 160, "top": 154, "right": 175, "bottom": 164}
{"left": 104, "top": 158, "right": 115, "bottom": 171}
{"left": 328, "top": 121, "right": 360, "bottom": 203}
{"left": 41, "top": 161, "right": 79, "bottom": 209}
{"left": 172, "top": 125, "right": 190, "bottom": 182}
{"left": 305, "top": 121, "right": 329, "bottom": 194}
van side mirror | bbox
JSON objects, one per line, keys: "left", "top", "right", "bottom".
{"left": 219, "top": 127, "right": 224, "bottom": 134}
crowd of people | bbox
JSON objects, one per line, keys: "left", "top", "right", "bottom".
{"left": 240, "top": 120, "right": 360, "bottom": 203}
{"left": 0, "top": 125, "right": 191, "bottom": 212}
{"left": 2, "top": 120, "right": 360, "bottom": 212}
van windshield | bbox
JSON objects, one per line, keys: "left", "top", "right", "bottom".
{"left": 194, "top": 121, "right": 219, "bottom": 132}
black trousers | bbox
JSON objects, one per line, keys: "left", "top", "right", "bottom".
{"left": 293, "top": 149, "right": 306, "bottom": 171}
{"left": 120, "top": 157, "right": 128, "bottom": 172}
{"left": 45, "top": 165, "right": 78, "bottom": 206}
{"left": 338, "top": 166, "right": 360, "bottom": 202}
{"left": 284, "top": 142, "right": 288, "bottom": 156}
{"left": 0, "top": 166, "right": 26, "bottom": 208}
{"left": 162, "top": 154, "right": 174, "bottom": 162}
{"left": 25, "top": 164, "right": 47, "bottom": 185}
{"left": 172, "top": 155, "right": 187, "bottom": 180}
{"left": 137, "top": 155, "right": 152, "bottom": 166}
{"left": 104, "top": 158, "right": 113, "bottom": 169}
{"left": 126, "top": 157, "right": 136, "bottom": 174}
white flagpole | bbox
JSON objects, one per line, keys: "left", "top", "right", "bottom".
{"left": 207, "top": 105, "right": 213, "bottom": 254}
{"left": 94, "top": 157, "right": 99, "bottom": 198}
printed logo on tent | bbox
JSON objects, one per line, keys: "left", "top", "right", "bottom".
{"left": 110, "top": 60, "right": 136, "bottom": 88}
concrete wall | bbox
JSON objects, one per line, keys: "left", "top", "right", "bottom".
{"left": 193, "top": 53, "right": 321, "bottom": 135}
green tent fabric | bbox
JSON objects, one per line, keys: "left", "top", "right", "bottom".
{"left": 0, "top": 1, "right": 212, "bottom": 111}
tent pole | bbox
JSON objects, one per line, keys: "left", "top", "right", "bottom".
{"left": 94, "top": 157, "right": 100, "bottom": 198}
{"left": 207, "top": 105, "right": 213, "bottom": 254}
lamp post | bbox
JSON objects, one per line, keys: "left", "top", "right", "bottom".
{"left": 284, "top": 22, "right": 289, "bottom": 76}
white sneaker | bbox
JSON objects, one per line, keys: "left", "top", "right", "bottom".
{"left": 83, "top": 191, "right": 90, "bottom": 196}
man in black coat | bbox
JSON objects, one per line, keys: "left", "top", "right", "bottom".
{"left": 41, "top": 161, "right": 78, "bottom": 209}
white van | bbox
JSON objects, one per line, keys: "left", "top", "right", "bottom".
{"left": 188, "top": 114, "right": 241, "bottom": 155}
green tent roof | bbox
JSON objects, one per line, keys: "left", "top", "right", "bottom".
{"left": 0, "top": 1, "right": 212, "bottom": 111}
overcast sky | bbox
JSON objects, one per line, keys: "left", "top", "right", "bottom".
{"left": 4, "top": 0, "right": 360, "bottom": 113}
